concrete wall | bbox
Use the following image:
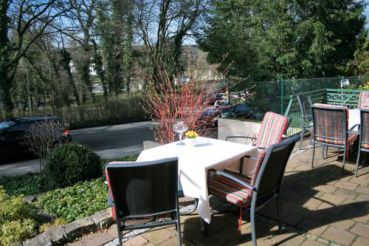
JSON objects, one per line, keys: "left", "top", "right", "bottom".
{"left": 217, "top": 118, "right": 261, "bottom": 176}
{"left": 218, "top": 118, "right": 261, "bottom": 143}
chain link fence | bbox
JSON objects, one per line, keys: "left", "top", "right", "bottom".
{"left": 227, "top": 75, "right": 369, "bottom": 135}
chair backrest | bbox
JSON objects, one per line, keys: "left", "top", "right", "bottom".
{"left": 297, "top": 94, "right": 313, "bottom": 121}
{"left": 106, "top": 158, "right": 178, "bottom": 219}
{"left": 358, "top": 91, "right": 369, "bottom": 109}
{"left": 360, "top": 109, "right": 369, "bottom": 150}
{"left": 296, "top": 89, "right": 326, "bottom": 121}
{"left": 312, "top": 103, "right": 348, "bottom": 146}
{"left": 254, "top": 135, "right": 298, "bottom": 202}
{"left": 255, "top": 112, "right": 289, "bottom": 149}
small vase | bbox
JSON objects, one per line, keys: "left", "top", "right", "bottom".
{"left": 188, "top": 138, "right": 197, "bottom": 147}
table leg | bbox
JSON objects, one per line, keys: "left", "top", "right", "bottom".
{"left": 201, "top": 218, "right": 208, "bottom": 236}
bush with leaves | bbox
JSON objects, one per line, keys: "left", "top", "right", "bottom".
{"left": 0, "top": 187, "right": 37, "bottom": 246}
{"left": 45, "top": 143, "right": 101, "bottom": 188}
{"left": 0, "top": 174, "right": 48, "bottom": 196}
{"left": 37, "top": 178, "right": 107, "bottom": 223}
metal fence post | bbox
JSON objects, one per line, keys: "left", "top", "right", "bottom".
{"left": 280, "top": 79, "right": 284, "bottom": 114}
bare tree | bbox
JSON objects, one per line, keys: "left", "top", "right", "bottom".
{"left": 23, "top": 120, "right": 69, "bottom": 173}
{"left": 23, "top": 32, "right": 72, "bottom": 108}
{"left": 54, "top": 0, "right": 99, "bottom": 103}
{"left": 0, "top": 0, "right": 68, "bottom": 114}
{"left": 134, "top": 0, "right": 208, "bottom": 86}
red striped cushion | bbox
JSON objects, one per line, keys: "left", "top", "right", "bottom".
{"left": 255, "top": 112, "right": 289, "bottom": 149}
{"left": 347, "top": 134, "right": 358, "bottom": 146}
{"left": 316, "top": 136, "right": 345, "bottom": 145}
{"left": 249, "top": 151, "right": 266, "bottom": 185}
{"left": 362, "top": 143, "right": 369, "bottom": 149}
{"left": 313, "top": 104, "right": 348, "bottom": 146}
{"left": 105, "top": 168, "right": 116, "bottom": 219}
{"left": 208, "top": 151, "right": 266, "bottom": 207}
{"left": 358, "top": 91, "right": 369, "bottom": 108}
{"left": 208, "top": 173, "right": 252, "bottom": 206}
{"left": 361, "top": 111, "right": 369, "bottom": 150}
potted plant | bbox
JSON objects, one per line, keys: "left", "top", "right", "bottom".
{"left": 185, "top": 130, "right": 198, "bottom": 147}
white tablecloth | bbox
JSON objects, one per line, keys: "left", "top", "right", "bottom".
{"left": 349, "top": 109, "right": 360, "bottom": 130}
{"left": 137, "top": 137, "right": 257, "bottom": 223}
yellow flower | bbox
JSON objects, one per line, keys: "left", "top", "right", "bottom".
{"left": 185, "top": 130, "right": 198, "bottom": 139}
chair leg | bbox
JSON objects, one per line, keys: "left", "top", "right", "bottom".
{"left": 276, "top": 196, "right": 281, "bottom": 233}
{"left": 200, "top": 218, "right": 208, "bottom": 236}
{"left": 355, "top": 149, "right": 361, "bottom": 177}
{"left": 299, "top": 122, "right": 305, "bottom": 150}
{"left": 250, "top": 204, "right": 257, "bottom": 246}
{"left": 117, "top": 221, "right": 123, "bottom": 246}
{"left": 176, "top": 212, "right": 182, "bottom": 245}
{"left": 321, "top": 146, "right": 327, "bottom": 159}
{"left": 342, "top": 146, "right": 346, "bottom": 172}
{"left": 309, "top": 129, "right": 313, "bottom": 146}
{"left": 311, "top": 142, "right": 316, "bottom": 168}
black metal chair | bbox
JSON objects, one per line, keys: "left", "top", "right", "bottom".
{"left": 225, "top": 112, "right": 289, "bottom": 150}
{"left": 105, "top": 158, "right": 182, "bottom": 246}
{"left": 296, "top": 89, "right": 325, "bottom": 149}
{"left": 311, "top": 103, "right": 358, "bottom": 170}
{"left": 207, "top": 135, "right": 299, "bottom": 246}
{"left": 355, "top": 109, "right": 369, "bottom": 177}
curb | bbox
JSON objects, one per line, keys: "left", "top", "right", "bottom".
{"left": 16, "top": 209, "right": 114, "bottom": 246}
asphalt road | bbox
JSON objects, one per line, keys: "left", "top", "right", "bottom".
{"left": 0, "top": 121, "right": 156, "bottom": 176}
{"left": 71, "top": 121, "right": 155, "bottom": 158}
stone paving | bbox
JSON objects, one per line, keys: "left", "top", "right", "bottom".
{"left": 68, "top": 140, "right": 369, "bottom": 246}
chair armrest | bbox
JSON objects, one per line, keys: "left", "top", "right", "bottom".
{"left": 349, "top": 124, "right": 360, "bottom": 133}
{"left": 215, "top": 170, "right": 256, "bottom": 191}
{"left": 244, "top": 155, "right": 258, "bottom": 161}
{"left": 225, "top": 135, "right": 257, "bottom": 144}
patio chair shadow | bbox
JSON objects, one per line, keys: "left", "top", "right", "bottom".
{"left": 182, "top": 163, "right": 369, "bottom": 245}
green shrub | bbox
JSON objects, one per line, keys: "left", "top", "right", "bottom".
{"left": 0, "top": 155, "right": 138, "bottom": 197}
{"left": 37, "top": 178, "right": 108, "bottom": 223}
{"left": 45, "top": 143, "right": 102, "bottom": 188}
{"left": 0, "top": 174, "right": 48, "bottom": 196}
{"left": 0, "top": 187, "right": 37, "bottom": 246}
{"left": 5, "top": 94, "right": 148, "bottom": 128}
{"left": 359, "top": 81, "right": 369, "bottom": 90}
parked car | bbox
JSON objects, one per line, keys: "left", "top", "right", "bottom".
{"left": 214, "top": 100, "right": 230, "bottom": 110}
{"left": 0, "top": 116, "right": 71, "bottom": 162}
{"left": 198, "top": 108, "right": 221, "bottom": 128}
{"left": 208, "top": 93, "right": 226, "bottom": 105}
{"left": 220, "top": 103, "right": 254, "bottom": 119}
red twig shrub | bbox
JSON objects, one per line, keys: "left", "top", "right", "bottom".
{"left": 145, "top": 78, "right": 210, "bottom": 144}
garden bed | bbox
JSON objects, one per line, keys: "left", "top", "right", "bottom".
{"left": 0, "top": 155, "right": 137, "bottom": 245}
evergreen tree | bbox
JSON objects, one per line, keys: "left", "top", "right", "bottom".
{"left": 199, "top": 0, "right": 366, "bottom": 80}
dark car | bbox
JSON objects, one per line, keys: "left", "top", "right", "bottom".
{"left": 0, "top": 116, "right": 71, "bottom": 162}
{"left": 208, "top": 93, "right": 225, "bottom": 105}
{"left": 198, "top": 108, "right": 221, "bottom": 128}
{"left": 220, "top": 103, "right": 253, "bottom": 119}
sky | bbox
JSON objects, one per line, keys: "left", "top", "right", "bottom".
{"left": 366, "top": 3, "right": 369, "bottom": 26}
{"left": 366, "top": 0, "right": 369, "bottom": 27}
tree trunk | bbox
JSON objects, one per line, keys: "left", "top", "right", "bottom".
{"left": 0, "top": 0, "right": 13, "bottom": 115}
{"left": 92, "top": 41, "right": 108, "bottom": 101}
{"left": 123, "top": 0, "right": 133, "bottom": 93}
{"left": 79, "top": 58, "right": 95, "bottom": 103}
{"left": 60, "top": 49, "right": 80, "bottom": 105}
{"left": 0, "top": 65, "right": 14, "bottom": 114}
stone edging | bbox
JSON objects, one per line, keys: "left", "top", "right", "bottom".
{"left": 15, "top": 208, "right": 114, "bottom": 246}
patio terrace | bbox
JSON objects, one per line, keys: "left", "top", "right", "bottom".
{"left": 68, "top": 139, "right": 369, "bottom": 246}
